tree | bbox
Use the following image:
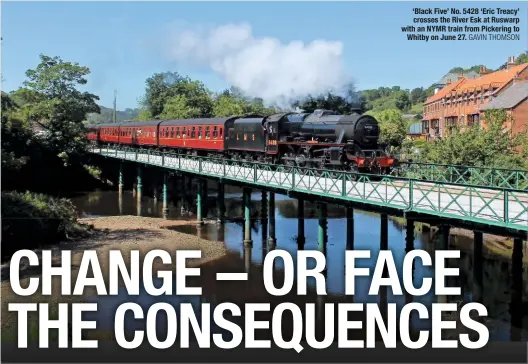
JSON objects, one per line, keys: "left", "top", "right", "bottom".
{"left": 160, "top": 95, "right": 201, "bottom": 119}
{"left": 395, "top": 91, "right": 411, "bottom": 111}
{"left": 515, "top": 51, "right": 528, "bottom": 65}
{"left": 10, "top": 54, "right": 100, "bottom": 165}
{"left": 410, "top": 87, "right": 427, "bottom": 104}
{"left": 366, "top": 109, "right": 409, "bottom": 150}
{"left": 141, "top": 72, "right": 213, "bottom": 118}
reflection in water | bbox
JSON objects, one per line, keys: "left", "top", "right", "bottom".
{"left": 71, "top": 184, "right": 527, "bottom": 341}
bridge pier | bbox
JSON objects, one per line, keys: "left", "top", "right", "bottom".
{"left": 217, "top": 182, "right": 226, "bottom": 224}
{"left": 510, "top": 238, "right": 524, "bottom": 341}
{"left": 268, "top": 192, "right": 276, "bottom": 249}
{"left": 243, "top": 188, "right": 253, "bottom": 247}
{"left": 118, "top": 163, "right": 124, "bottom": 196}
{"left": 346, "top": 207, "right": 354, "bottom": 250}
{"left": 317, "top": 202, "right": 328, "bottom": 255}
{"left": 136, "top": 166, "right": 142, "bottom": 216}
{"left": 297, "top": 199, "right": 305, "bottom": 249}
{"left": 439, "top": 225, "right": 450, "bottom": 250}
{"left": 473, "top": 231, "right": 483, "bottom": 302}
{"left": 261, "top": 191, "right": 268, "bottom": 251}
{"left": 380, "top": 213, "right": 388, "bottom": 250}
{"left": 196, "top": 179, "right": 204, "bottom": 225}
{"left": 162, "top": 172, "right": 169, "bottom": 219}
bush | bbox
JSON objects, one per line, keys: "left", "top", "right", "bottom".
{"left": 1, "top": 191, "right": 90, "bottom": 260}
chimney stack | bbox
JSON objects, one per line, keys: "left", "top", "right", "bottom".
{"left": 479, "top": 66, "right": 489, "bottom": 76}
{"left": 457, "top": 73, "right": 464, "bottom": 80}
{"left": 507, "top": 56, "right": 516, "bottom": 70}
{"left": 446, "top": 79, "right": 452, "bottom": 85}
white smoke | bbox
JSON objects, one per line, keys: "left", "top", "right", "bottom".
{"left": 164, "top": 22, "right": 351, "bottom": 108}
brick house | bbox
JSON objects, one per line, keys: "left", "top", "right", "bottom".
{"left": 422, "top": 56, "right": 528, "bottom": 139}
{"left": 480, "top": 81, "right": 528, "bottom": 137}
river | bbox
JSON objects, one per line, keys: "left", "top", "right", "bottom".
{"left": 69, "top": 185, "right": 527, "bottom": 342}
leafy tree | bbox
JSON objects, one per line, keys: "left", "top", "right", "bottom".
{"left": 135, "top": 108, "right": 153, "bottom": 121}
{"left": 410, "top": 87, "right": 427, "bottom": 104}
{"left": 141, "top": 72, "right": 213, "bottom": 118}
{"left": 213, "top": 93, "right": 246, "bottom": 117}
{"left": 365, "top": 109, "right": 409, "bottom": 150}
{"left": 395, "top": 91, "right": 411, "bottom": 111}
{"left": 515, "top": 51, "right": 528, "bottom": 65}
{"left": 10, "top": 54, "right": 100, "bottom": 165}
{"left": 160, "top": 95, "right": 201, "bottom": 119}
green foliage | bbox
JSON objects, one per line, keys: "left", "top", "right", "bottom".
{"left": 365, "top": 109, "right": 409, "bottom": 150}
{"left": 515, "top": 51, "right": 528, "bottom": 64}
{"left": 212, "top": 90, "right": 276, "bottom": 117}
{"left": 9, "top": 54, "right": 100, "bottom": 166}
{"left": 360, "top": 87, "right": 418, "bottom": 113}
{"left": 142, "top": 72, "right": 213, "bottom": 118}
{"left": 1, "top": 191, "right": 90, "bottom": 259}
{"left": 417, "top": 109, "right": 528, "bottom": 169}
{"left": 135, "top": 108, "right": 153, "bottom": 121}
{"left": 160, "top": 95, "right": 201, "bottom": 119}
{"left": 448, "top": 65, "right": 486, "bottom": 74}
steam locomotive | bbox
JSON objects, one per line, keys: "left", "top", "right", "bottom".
{"left": 86, "top": 109, "right": 396, "bottom": 173}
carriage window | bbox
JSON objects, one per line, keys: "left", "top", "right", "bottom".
{"left": 198, "top": 126, "right": 203, "bottom": 139}
{"left": 170, "top": 127, "right": 175, "bottom": 138}
{"left": 244, "top": 133, "right": 247, "bottom": 141}
{"left": 182, "top": 127, "right": 186, "bottom": 138}
{"left": 176, "top": 127, "right": 180, "bottom": 138}
{"left": 205, "top": 126, "right": 210, "bottom": 139}
{"left": 213, "top": 126, "right": 218, "bottom": 139}
{"left": 220, "top": 128, "right": 223, "bottom": 138}
{"left": 191, "top": 127, "right": 196, "bottom": 138}
{"left": 236, "top": 133, "right": 239, "bottom": 141}
{"left": 252, "top": 134, "right": 255, "bottom": 141}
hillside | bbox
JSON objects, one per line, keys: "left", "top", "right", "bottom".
{"left": 86, "top": 105, "right": 140, "bottom": 123}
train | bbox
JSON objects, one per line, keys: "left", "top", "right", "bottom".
{"left": 86, "top": 109, "right": 396, "bottom": 173}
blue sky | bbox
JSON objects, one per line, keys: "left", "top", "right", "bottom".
{"left": 2, "top": 1, "right": 527, "bottom": 109}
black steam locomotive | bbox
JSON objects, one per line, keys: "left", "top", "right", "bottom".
{"left": 226, "top": 109, "right": 395, "bottom": 172}
{"left": 87, "top": 109, "right": 396, "bottom": 173}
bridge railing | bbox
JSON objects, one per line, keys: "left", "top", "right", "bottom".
{"left": 91, "top": 146, "right": 528, "bottom": 231}
{"left": 392, "top": 161, "right": 528, "bottom": 191}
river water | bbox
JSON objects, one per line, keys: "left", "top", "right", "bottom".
{"left": 70, "top": 185, "right": 527, "bottom": 342}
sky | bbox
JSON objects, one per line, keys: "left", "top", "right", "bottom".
{"left": 2, "top": 1, "right": 527, "bottom": 110}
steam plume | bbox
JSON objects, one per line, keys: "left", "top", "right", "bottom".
{"left": 165, "top": 22, "right": 352, "bottom": 107}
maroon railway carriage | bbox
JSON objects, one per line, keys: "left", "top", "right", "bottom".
{"left": 117, "top": 121, "right": 161, "bottom": 147}
{"left": 98, "top": 123, "right": 121, "bottom": 144}
{"left": 157, "top": 117, "right": 233, "bottom": 153}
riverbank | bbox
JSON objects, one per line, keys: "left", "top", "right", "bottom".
{"left": 0, "top": 215, "right": 227, "bottom": 340}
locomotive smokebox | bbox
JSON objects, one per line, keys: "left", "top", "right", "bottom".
{"left": 335, "top": 114, "right": 379, "bottom": 147}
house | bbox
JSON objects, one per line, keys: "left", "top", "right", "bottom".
{"left": 422, "top": 56, "right": 528, "bottom": 139}
{"left": 480, "top": 81, "right": 528, "bottom": 137}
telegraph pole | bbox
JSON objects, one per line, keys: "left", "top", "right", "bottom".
{"left": 113, "top": 90, "right": 117, "bottom": 123}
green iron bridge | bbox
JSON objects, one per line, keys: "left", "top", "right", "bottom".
{"left": 89, "top": 146, "right": 528, "bottom": 235}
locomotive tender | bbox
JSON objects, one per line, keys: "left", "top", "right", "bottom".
{"left": 86, "top": 109, "right": 395, "bottom": 173}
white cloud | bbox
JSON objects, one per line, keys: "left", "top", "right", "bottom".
{"left": 163, "top": 22, "right": 352, "bottom": 108}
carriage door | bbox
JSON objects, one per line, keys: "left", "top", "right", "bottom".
{"left": 266, "top": 121, "right": 278, "bottom": 154}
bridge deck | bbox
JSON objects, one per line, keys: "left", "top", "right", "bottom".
{"left": 91, "top": 147, "right": 528, "bottom": 233}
